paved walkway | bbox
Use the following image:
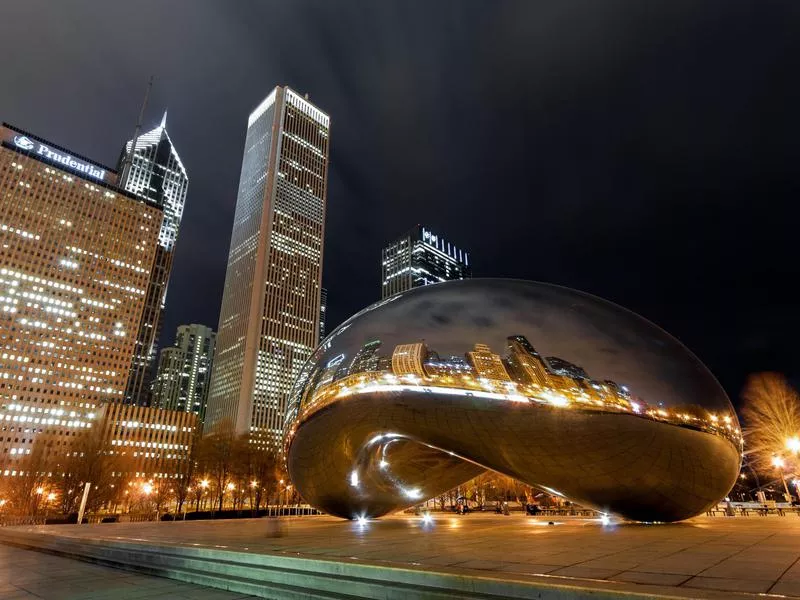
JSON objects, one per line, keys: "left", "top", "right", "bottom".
{"left": 3, "top": 512, "right": 800, "bottom": 598}
{"left": 0, "top": 544, "right": 256, "bottom": 600}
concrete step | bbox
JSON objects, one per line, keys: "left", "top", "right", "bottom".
{"left": 0, "top": 528, "right": 751, "bottom": 600}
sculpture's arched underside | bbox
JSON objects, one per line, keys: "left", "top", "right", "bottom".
{"left": 285, "top": 280, "right": 741, "bottom": 522}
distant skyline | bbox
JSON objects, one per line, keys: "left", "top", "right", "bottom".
{"left": 1, "top": 1, "right": 798, "bottom": 404}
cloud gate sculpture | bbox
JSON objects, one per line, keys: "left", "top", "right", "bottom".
{"left": 284, "top": 280, "right": 741, "bottom": 522}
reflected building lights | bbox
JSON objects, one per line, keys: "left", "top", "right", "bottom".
{"left": 284, "top": 279, "right": 742, "bottom": 523}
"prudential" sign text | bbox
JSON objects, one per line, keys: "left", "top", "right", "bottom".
{"left": 13, "top": 135, "right": 106, "bottom": 182}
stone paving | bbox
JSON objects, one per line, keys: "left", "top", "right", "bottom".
{"left": 0, "top": 544, "right": 257, "bottom": 600}
{"left": 4, "top": 512, "right": 800, "bottom": 598}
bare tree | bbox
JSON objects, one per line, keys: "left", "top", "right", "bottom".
{"left": 197, "top": 419, "right": 239, "bottom": 511}
{"left": 174, "top": 427, "right": 203, "bottom": 514}
{"left": 56, "top": 423, "right": 135, "bottom": 515}
{"left": 6, "top": 442, "right": 53, "bottom": 515}
{"left": 741, "top": 373, "right": 800, "bottom": 473}
{"left": 241, "top": 434, "right": 279, "bottom": 512}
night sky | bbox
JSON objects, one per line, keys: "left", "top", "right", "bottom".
{"left": 1, "top": 1, "right": 798, "bottom": 405}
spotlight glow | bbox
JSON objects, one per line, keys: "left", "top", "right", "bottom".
{"left": 422, "top": 512, "right": 434, "bottom": 525}
{"left": 600, "top": 514, "right": 611, "bottom": 526}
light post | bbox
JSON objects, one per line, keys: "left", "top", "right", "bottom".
{"left": 141, "top": 482, "right": 154, "bottom": 519}
{"left": 772, "top": 456, "right": 792, "bottom": 500}
{"left": 284, "top": 484, "right": 293, "bottom": 513}
{"left": 200, "top": 479, "right": 209, "bottom": 511}
{"left": 226, "top": 482, "right": 235, "bottom": 510}
{"left": 43, "top": 492, "right": 56, "bottom": 523}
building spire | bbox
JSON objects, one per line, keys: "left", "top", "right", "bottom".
{"left": 160, "top": 109, "right": 168, "bottom": 128}
{"left": 120, "top": 75, "right": 153, "bottom": 189}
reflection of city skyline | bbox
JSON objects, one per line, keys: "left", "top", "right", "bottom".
{"left": 297, "top": 334, "right": 741, "bottom": 444}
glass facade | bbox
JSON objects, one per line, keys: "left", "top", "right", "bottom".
{"left": 151, "top": 323, "right": 216, "bottom": 423}
{"left": 118, "top": 113, "right": 188, "bottom": 406}
{"left": 381, "top": 225, "right": 470, "bottom": 299}
{"left": 206, "top": 87, "right": 329, "bottom": 450}
{"left": 319, "top": 287, "right": 327, "bottom": 344}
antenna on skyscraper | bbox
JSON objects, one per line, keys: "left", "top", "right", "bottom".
{"left": 120, "top": 75, "right": 153, "bottom": 188}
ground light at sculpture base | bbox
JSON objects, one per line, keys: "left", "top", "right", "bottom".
{"left": 284, "top": 279, "right": 742, "bottom": 522}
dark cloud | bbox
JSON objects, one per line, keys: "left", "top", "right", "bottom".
{"left": 1, "top": 0, "right": 798, "bottom": 404}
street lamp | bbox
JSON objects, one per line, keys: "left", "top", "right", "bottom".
{"left": 772, "top": 456, "right": 792, "bottom": 499}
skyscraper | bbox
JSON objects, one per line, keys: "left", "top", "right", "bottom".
{"left": 0, "top": 123, "right": 162, "bottom": 467}
{"left": 391, "top": 343, "right": 428, "bottom": 377}
{"left": 505, "top": 335, "right": 552, "bottom": 387}
{"left": 466, "top": 343, "right": 511, "bottom": 381}
{"left": 319, "top": 287, "right": 327, "bottom": 344}
{"left": 118, "top": 112, "right": 188, "bottom": 406}
{"left": 151, "top": 324, "right": 216, "bottom": 423}
{"left": 206, "top": 87, "right": 329, "bottom": 449}
{"left": 381, "top": 225, "right": 471, "bottom": 299}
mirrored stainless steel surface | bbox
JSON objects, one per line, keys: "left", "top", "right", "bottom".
{"left": 284, "top": 279, "right": 741, "bottom": 522}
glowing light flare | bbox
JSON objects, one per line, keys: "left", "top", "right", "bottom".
{"left": 403, "top": 487, "right": 422, "bottom": 499}
{"left": 787, "top": 436, "right": 800, "bottom": 454}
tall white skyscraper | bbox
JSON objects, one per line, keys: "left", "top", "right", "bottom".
{"left": 118, "top": 112, "right": 189, "bottom": 406}
{"left": 206, "top": 87, "right": 329, "bottom": 449}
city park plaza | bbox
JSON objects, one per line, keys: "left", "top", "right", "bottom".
{"left": 2, "top": 510, "right": 800, "bottom": 599}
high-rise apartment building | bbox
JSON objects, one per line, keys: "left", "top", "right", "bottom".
{"left": 151, "top": 324, "right": 216, "bottom": 423}
{"left": 381, "top": 225, "right": 470, "bottom": 299}
{"left": 118, "top": 113, "right": 188, "bottom": 406}
{"left": 0, "top": 123, "right": 162, "bottom": 468}
{"left": 319, "top": 287, "right": 327, "bottom": 344}
{"left": 206, "top": 87, "right": 329, "bottom": 449}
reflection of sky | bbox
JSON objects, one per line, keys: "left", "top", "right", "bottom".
{"left": 319, "top": 279, "right": 732, "bottom": 413}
